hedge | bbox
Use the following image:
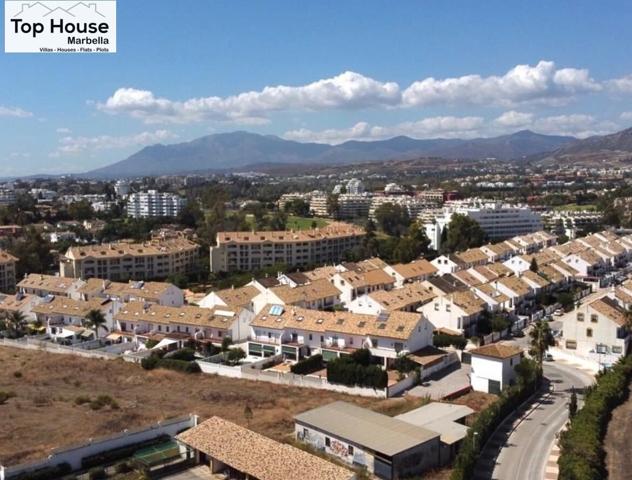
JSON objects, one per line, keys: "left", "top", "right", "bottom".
{"left": 433, "top": 333, "right": 467, "bottom": 350}
{"left": 450, "top": 359, "right": 539, "bottom": 480}
{"left": 327, "top": 355, "right": 387, "bottom": 390}
{"left": 290, "top": 354, "right": 323, "bottom": 375}
{"left": 558, "top": 355, "right": 632, "bottom": 480}
{"left": 141, "top": 355, "right": 200, "bottom": 374}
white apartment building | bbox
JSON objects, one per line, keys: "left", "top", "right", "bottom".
{"left": 346, "top": 178, "right": 365, "bottom": 194}
{"left": 541, "top": 210, "right": 603, "bottom": 239}
{"left": 114, "top": 180, "right": 131, "bottom": 197}
{"left": 0, "top": 188, "right": 16, "bottom": 206}
{"left": 423, "top": 200, "right": 543, "bottom": 250}
{"left": 126, "top": 190, "right": 186, "bottom": 218}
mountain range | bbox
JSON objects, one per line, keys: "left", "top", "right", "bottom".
{"left": 85, "top": 130, "right": 577, "bottom": 178}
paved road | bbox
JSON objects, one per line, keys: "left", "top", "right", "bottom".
{"left": 474, "top": 360, "right": 594, "bottom": 480}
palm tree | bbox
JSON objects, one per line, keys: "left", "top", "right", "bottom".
{"left": 85, "top": 309, "right": 108, "bottom": 340}
{"left": 529, "top": 319, "right": 555, "bottom": 373}
{"left": 6, "top": 311, "right": 27, "bottom": 338}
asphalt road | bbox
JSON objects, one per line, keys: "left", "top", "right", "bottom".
{"left": 474, "top": 361, "right": 594, "bottom": 480}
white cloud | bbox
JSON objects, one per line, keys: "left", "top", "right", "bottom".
{"left": 0, "top": 105, "right": 33, "bottom": 118}
{"left": 529, "top": 114, "right": 617, "bottom": 138}
{"left": 97, "top": 71, "right": 401, "bottom": 124}
{"left": 56, "top": 127, "right": 72, "bottom": 134}
{"left": 50, "top": 129, "right": 177, "bottom": 157}
{"left": 620, "top": 112, "right": 632, "bottom": 121}
{"left": 608, "top": 75, "right": 632, "bottom": 93}
{"left": 402, "top": 61, "right": 601, "bottom": 108}
{"left": 8, "top": 152, "right": 31, "bottom": 159}
{"left": 284, "top": 116, "right": 485, "bottom": 144}
{"left": 494, "top": 111, "right": 534, "bottom": 127}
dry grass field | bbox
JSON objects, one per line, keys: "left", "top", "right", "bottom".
{"left": 0, "top": 347, "right": 428, "bottom": 466}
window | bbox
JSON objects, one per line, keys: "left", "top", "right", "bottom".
{"left": 591, "top": 314, "right": 598, "bottom": 323}
{"left": 613, "top": 345, "right": 623, "bottom": 354}
{"left": 446, "top": 304, "right": 451, "bottom": 312}
{"left": 577, "top": 313, "right": 584, "bottom": 322}
{"left": 566, "top": 340, "right": 577, "bottom": 350}
{"left": 325, "top": 437, "right": 331, "bottom": 447}
{"left": 348, "top": 445, "right": 354, "bottom": 455}
{"left": 586, "top": 328, "right": 593, "bottom": 338}
{"left": 434, "top": 303, "right": 439, "bottom": 311}
{"left": 308, "top": 334, "right": 313, "bottom": 341}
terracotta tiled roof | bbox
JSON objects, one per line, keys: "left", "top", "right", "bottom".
{"left": 454, "top": 248, "right": 488, "bottom": 265}
{"left": 390, "top": 259, "right": 438, "bottom": 279}
{"left": 216, "top": 222, "right": 364, "bottom": 244}
{"left": 79, "top": 278, "right": 176, "bottom": 302}
{"left": 338, "top": 268, "right": 395, "bottom": 288}
{"left": 214, "top": 285, "right": 259, "bottom": 309}
{"left": 470, "top": 343, "right": 523, "bottom": 359}
{"left": 368, "top": 283, "right": 436, "bottom": 311}
{"left": 521, "top": 270, "right": 550, "bottom": 288}
{"left": 0, "top": 250, "right": 17, "bottom": 264}
{"left": 32, "top": 297, "right": 108, "bottom": 317}
{"left": 453, "top": 270, "right": 485, "bottom": 287}
{"left": 252, "top": 304, "right": 424, "bottom": 340}
{"left": 450, "top": 290, "right": 486, "bottom": 315}
{"left": 589, "top": 297, "right": 627, "bottom": 327}
{"left": 304, "top": 265, "right": 337, "bottom": 281}
{"left": 498, "top": 276, "right": 531, "bottom": 297}
{"left": 176, "top": 417, "right": 354, "bottom": 480}
{"left": 474, "top": 283, "right": 510, "bottom": 304}
{"left": 65, "top": 238, "right": 198, "bottom": 259}
{"left": 115, "top": 302, "right": 235, "bottom": 330}
{"left": 270, "top": 278, "right": 341, "bottom": 304}
{"left": 18, "top": 274, "right": 79, "bottom": 295}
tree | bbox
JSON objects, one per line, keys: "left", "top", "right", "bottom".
{"left": 67, "top": 200, "right": 94, "bottom": 221}
{"left": 529, "top": 320, "right": 555, "bottom": 372}
{"left": 221, "top": 336, "right": 233, "bottom": 352}
{"left": 326, "top": 194, "right": 340, "bottom": 219}
{"left": 530, "top": 257, "right": 539, "bottom": 273}
{"left": 85, "top": 309, "right": 108, "bottom": 340}
{"left": 568, "top": 388, "right": 578, "bottom": 419}
{"left": 226, "top": 347, "right": 246, "bottom": 365}
{"left": 283, "top": 199, "right": 310, "bottom": 217}
{"left": 441, "top": 214, "right": 486, "bottom": 253}
{"left": 374, "top": 203, "right": 410, "bottom": 237}
{"left": 244, "top": 404, "right": 253, "bottom": 427}
{"left": 3, "top": 311, "right": 27, "bottom": 338}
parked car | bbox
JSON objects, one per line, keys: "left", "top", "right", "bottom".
{"left": 553, "top": 309, "right": 564, "bottom": 316}
{"left": 544, "top": 353, "right": 554, "bottom": 361}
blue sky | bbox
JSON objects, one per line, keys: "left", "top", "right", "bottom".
{"left": 1, "top": 0, "right": 632, "bottom": 176}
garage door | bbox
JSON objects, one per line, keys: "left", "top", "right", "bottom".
{"left": 488, "top": 379, "right": 501, "bottom": 395}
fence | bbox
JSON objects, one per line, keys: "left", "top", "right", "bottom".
{"left": 0, "top": 337, "right": 118, "bottom": 360}
{"left": 0, "top": 415, "right": 198, "bottom": 480}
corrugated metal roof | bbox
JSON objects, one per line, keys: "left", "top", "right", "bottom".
{"left": 294, "top": 401, "right": 438, "bottom": 456}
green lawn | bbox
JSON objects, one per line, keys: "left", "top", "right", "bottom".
{"left": 553, "top": 203, "right": 597, "bottom": 212}
{"left": 286, "top": 216, "right": 329, "bottom": 230}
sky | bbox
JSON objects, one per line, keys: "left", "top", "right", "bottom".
{"left": 1, "top": 0, "right": 632, "bottom": 176}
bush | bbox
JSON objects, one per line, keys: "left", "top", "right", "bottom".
{"left": 226, "top": 347, "right": 246, "bottom": 366}
{"left": 74, "top": 395, "right": 91, "bottom": 405}
{"left": 141, "top": 353, "right": 200, "bottom": 373}
{"left": 557, "top": 355, "right": 632, "bottom": 480}
{"left": 13, "top": 371, "right": 22, "bottom": 378}
{"left": 164, "top": 347, "right": 196, "bottom": 362}
{"left": 433, "top": 333, "right": 467, "bottom": 350}
{"left": 451, "top": 358, "right": 540, "bottom": 480}
{"left": 327, "top": 354, "right": 388, "bottom": 389}
{"left": 291, "top": 354, "right": 323, "bottom": 375}
{"left": 0, "top": 390, "right": 16, "bottom": 405}
{"left": 141, "top": 355, "right": 159, "bottom": 370}
{"left": 393, "top": 355, "right": 418, "bottom": 374}
{"left": 87, "top": 467, "right": 106, "bottom": 480}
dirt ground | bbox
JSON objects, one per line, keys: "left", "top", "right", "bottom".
{"left": 0, "top": 347, "right": 433, "bottom": 466}
{"left": 604, "top": 382, "right": 632, "bottom": 480}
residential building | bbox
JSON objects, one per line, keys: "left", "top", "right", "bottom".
{"left": 0, "top": 250, "right": 18, "bottom": 293}
{"left": 252, "top": 278, "right": 341, "bottom": 313}
{"left": 59, "top": 238, "right": 200, "bottom": 281}
{"left": 197, "top": 285, "right": 259, "bottom": 311}
{"left": 18, "top": 273, "right": 84, "bottom": 298}
{"left": 249, "top": 304, "right": 433, "bottom": 365}
{"left": 347, "top": 283, "right": 436, "bottom": 315}
{"left": 418, "top": 290, "right": 485, "bottom": 335}
{"left": 346, "top": 178, "right": 365, "bottom": 194}
{"left": 561, "top": 296, "right": 630, "bottom": 367}
{"left": 126, "top": 190, "right": 186, "bottom": 218}
{"left": 114, "top": 301, "right": 252, "bottom": 344}
{"left": 542, "top": 210, "right": 604, "bottom": 239}
{"left": 0, "top": 292, "right": 41, "bottom": 322}
{"left": 295, "top": 402, "right": 440, "bottom": 480}
{"left": 337, "top": 193, "right": 373, "bottom": 219}
{"left": 114, "top": 180, "right": 131, "bottom": 197}
{"left": 383, "top": 259, "right": 437, "bottom": 287}
{"left": 209, "top": 222, "right": 364, "bottom": 273}
{"left": 177, "top": 416, "right": 355, "bottom": 480}
{"left": 331, "top": 268, "right": 395, "bottom": 304}
{"left": 78, "top": 278, "right": 184, "bottom": 306}
{"left": 0, "top": 188, "right": 16, "bottom": 206}
{"left": 423, "top": 200, "right": 543, "bottom": 250}
{"left": 469, "top": 343, "right": 523, "bottom": 394}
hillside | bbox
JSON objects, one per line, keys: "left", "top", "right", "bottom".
{"left": 86, "top": 130, "right": 576, "bottom": 178}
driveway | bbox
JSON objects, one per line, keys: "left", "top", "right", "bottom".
{"left": 408, "top": 364, "right": 471, "bottom": 399}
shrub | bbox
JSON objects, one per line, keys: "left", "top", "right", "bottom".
{"left": 74, "top": 395, "right": 91, "bottom": 405}
{"left": 327, "top": 355, "right": 388, "bottom": 389}
{"left": 393, "top": 355, "right": 418, "bottom": 374}
{"left": 141, "top": 355, "right": 159, "bottom": 370}
{"left": 557, "top": 355, "right": 632, "bottom": 480}
{"left": 433, "top": 333, "right": 467, "bottom": 350}
{"left": 87, "top": 467, "right": 106, "bottom": 480}
{"left": 0, "top": 390, "right": 16, "bottom": 405}
{"left": 13, "top": 371, "right": 22, "bottom": 378}
{"left": 291, "top": 354, "right": 323, "bottom": 375}
{"left": 144, "top": 339, "right": 159, "bottom": 349}
{"left": 164, "top": 347, "right": 196, "bottom": 362}
{"left": 226, "top": 347, "right": 246, "bottom": 366}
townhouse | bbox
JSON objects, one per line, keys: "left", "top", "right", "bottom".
{"left": 431, "top": 255, "right": 466, "bottom": 275}
{"left": 78, "top": 278, "right": 185, "bottom": 306}
{"left": 209, "top": 222, "right": 364, "bottom": 273}
{"left": 0, "top": 292, "right": 41, "bottom": 322}
{"left": 347, "top": 283, "right": 436, "bottom": 315}
{"left": 198, "top": 285, "right": 259, "bottom": 311}
{"left": 469, "top": 343, "right": 524, "bottom": 394}
{"left": 383, "top": 259, "right": 437, "bottom": 287}
{"left": 452, "top": 248, "right": 489, "bottom": 269}
{"left": 562, "top": 249, "right": 609, "bottom": 278}
{"left": 114, "top": 301, "right": 252, "bottom": 345}
{"left": 418, "top": 290, "right": 486, "bottom": 335}
{"left": 18, "top": 273, "right": 85, "bottom": 298}
{"left": 331, "top": 268, "right": 395, "bottom": 304}
{"left": 562, "top": 296, "right": 630, "bottom": 366}
{"left": 59, "top": 238, "right": 200, "bottom": 281}
{"left": 32, "top": 296, "right": 118, "bottom": 343}
{"left": 494, "top": 276, "right": 533, "bottom": 310}
{"left": 471, "top": 282, "right": 513, "bottom": 312}
{"left": 0, "top": 250, "right": 18, "bottom": 293}
{"left": 248, "top": 304, "right": 433, "bottom": 366}
{"left": 252, "top": 278, "right": 342, "bottom": 313}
